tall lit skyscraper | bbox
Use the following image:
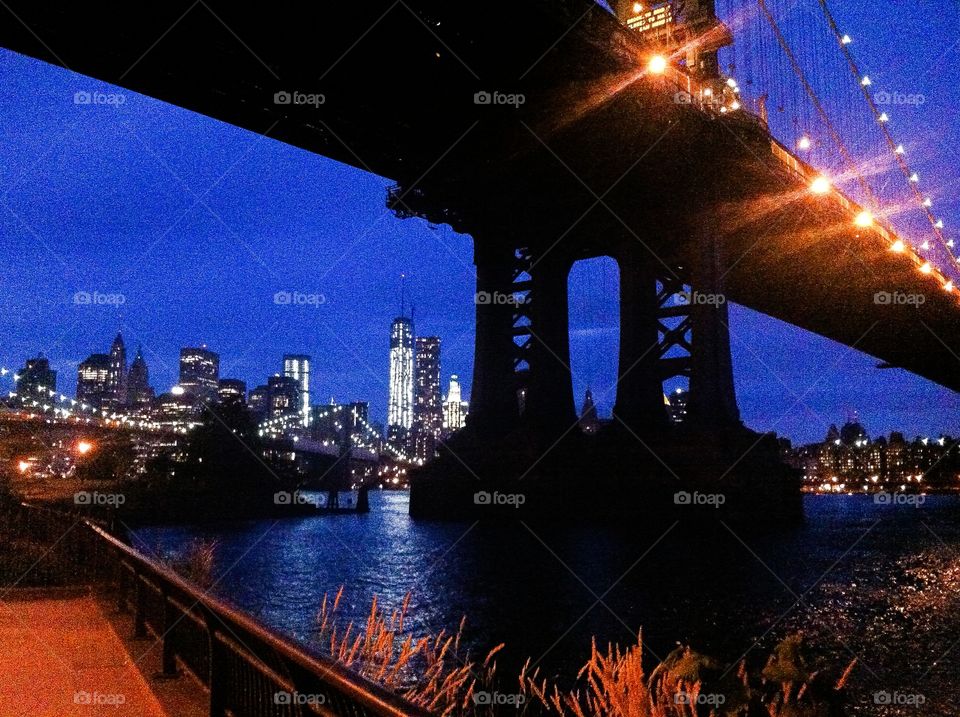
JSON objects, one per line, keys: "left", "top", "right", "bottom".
{"left": 107, "top": 332, "right": 127, "bottom": 408}
{"left": 442, "top": 375, "right": 470, "bottom": 434}
{"left": 412, "top": 337, "right": 442, "bottom": 461}
{"left": 179, "top": 346, "right": 219, "bottom": 400}
{"left": 283, "top": 354, "right": 311, "bottom": 426}
{"left": 387, "top": 316, "right": 414, "bottom": 444}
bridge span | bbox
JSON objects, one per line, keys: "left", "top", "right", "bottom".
{"left": 0, "top": 1, "right": 955, "bottom": 391}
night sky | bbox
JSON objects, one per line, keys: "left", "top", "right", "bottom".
{"left": 1, "top": 1, "right": 959, "bottom": 445}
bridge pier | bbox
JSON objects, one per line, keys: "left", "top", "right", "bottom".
{"left": 410, "top": 224, "right": 799, "bottom": 521}
{"left": 613, "top": 251, "right": 668, "bottom": 433}
{"left": 687, "top": 219, "right": 741, "bottom": 429}
{"left": 522, "top": 254, "right": 576, "bottom": 437}
{"left": 467, "top": 240, "right": 520, "bottom": 437}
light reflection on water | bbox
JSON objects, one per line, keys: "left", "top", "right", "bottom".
{"left": 134, "top": 492, "right": 960, "bottom": 715}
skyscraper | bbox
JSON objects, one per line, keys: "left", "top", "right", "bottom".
{"left": 15, "top": 356, "right": 56, "bottom": 402}
{"left": 267, "top": 374, "right": 300, "bottom": 418}
{"left": 248, "top": 384, "right": 270, "bottom": 422}
{"left": 179, "top": 346, "right": 219, "bottom": 400}
{"left": 107, "top": 332, "right": 127, "bottom": 408}
{"left": 126, "top": 346, "right": 154, "bottom": 406}
{"left": 283, "top": 354, "right": 311, "bottom": 426}
{"left": 442, "top": 375, "right": 469, "bottom": 434}
{"left": 412, "top": 337, "right": 442, "bottom": 461}
{"left": 217, "top": 378, "right": 247, "bottom": 406}
{"left": 387, "top": 316, "right": 414, "bottom": 444}
{"left": 77, "top": 354, "right": 112, "bottom": 410}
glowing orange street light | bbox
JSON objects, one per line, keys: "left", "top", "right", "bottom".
{"left": 891, "top": 239, "right": 906, "bottom": 253}
{"left": 633, "top": 2, "right": 644, "bottom": 12}
{"left": 854, "top": 211, "right": 874, "bottom": 228}
{"left": 76, "top": 440, "right": 94, "bottom": 455}
{"left": 17, "top": 460, "right": 30, "bottom": 474}
{"left": 810, "top": 176, "right": 831, "bottom": 194}
{"left": 648, "top": 55, "right": 668, "bottom": 75}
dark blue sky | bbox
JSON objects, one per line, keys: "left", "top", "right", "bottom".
{"left": 1, "top": 1, "right": 959, "bottom": 444}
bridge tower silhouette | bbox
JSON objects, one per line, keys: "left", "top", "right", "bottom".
{"left": 407, "top": 0, "right": 796, "bottom": 522}
{"left": 469, "top": 0, "right": 739, "bottom": 439}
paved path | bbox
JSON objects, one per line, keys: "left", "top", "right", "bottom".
{"left": 0, "top": 591, "right": 197, "bottom": 716}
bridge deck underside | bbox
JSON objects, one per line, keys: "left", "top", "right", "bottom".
{"left": 2, "top": 0, "right": 957, "bottom": 390}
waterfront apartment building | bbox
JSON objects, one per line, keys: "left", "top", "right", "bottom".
{"left": 790, "top": 421, "right": 960, "bottom": 491}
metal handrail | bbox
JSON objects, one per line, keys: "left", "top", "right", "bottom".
{"left": 12, "top": 502, "right": 431, "bottom": 717}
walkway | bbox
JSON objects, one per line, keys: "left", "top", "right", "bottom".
{"left": 0, "top": 589, "right": 206, "bottom": 717}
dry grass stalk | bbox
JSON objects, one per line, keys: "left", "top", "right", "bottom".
{"left": 315, "top": 590, "right": 856, "bottom": 717}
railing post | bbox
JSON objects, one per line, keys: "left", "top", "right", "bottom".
{"left": 134, "top": 572, "right": 147, "bottom": 638}
{"left": 160, "top": 591, "right": 178, "bottom": 678}
{"left": 207, "top": 615, "right": 228, "bottom": 717}
{"left": 116, "top": 560, "right": 128, "bottom": 613}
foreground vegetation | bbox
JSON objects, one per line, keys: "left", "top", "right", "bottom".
{"left": 312, "top": 588, "right": 855, "bottom": 717}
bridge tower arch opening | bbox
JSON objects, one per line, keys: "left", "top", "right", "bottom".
{"left": 655, "top": 276, "right": 693, "bottom": 420}
{"left": 567, "top": 256, "right": 621, "bottom": 431}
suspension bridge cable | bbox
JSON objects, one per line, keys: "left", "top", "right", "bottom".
{"left": 753, "top": 0, "right": 877, "bottom": 208}
{"left": 815, "top": 0, "right": 959, "bottom": 273}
